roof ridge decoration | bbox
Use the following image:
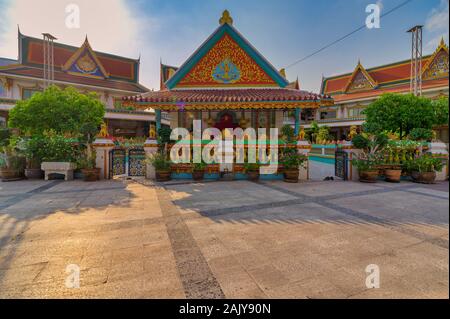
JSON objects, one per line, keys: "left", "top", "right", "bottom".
{"left": 165, "top": 10, "right": 289, "bottom": 89}
{"left": 344, "top": 60, "right": 378, "bottom": 93}
{"left": 422, "top": 37, "right": 449, "bottom": 81}
{"left": 62, "top": 37, "right": 109, "bottom": 79}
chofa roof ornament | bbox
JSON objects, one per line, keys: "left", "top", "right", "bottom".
{"left": 219, "top": 10, "right": 233, "bottom": 25}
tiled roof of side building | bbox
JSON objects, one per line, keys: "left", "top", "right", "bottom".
{"left": 0, "top": 58, "right": 18, "bottom": 67}
{"left": 0, "top": 66, "right": 148, "bottom": 93}
{"left": 321, "top": 39, "right": 449, "bottom": 99}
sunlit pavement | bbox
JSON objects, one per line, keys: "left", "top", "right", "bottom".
{"left": 0, "top": 179, "right": 448, "bottom": 298}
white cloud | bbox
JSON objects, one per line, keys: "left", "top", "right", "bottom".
{"left": 0, "top": 0, "right": 161, "bottom": 89}
{"left": 425, "top": 0, "right": 449, "bottom": 49}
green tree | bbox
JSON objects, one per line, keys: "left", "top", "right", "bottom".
{"left": 363, "top": 93, "right": 437, "bottom": 139}
{"left": 432, "top": 96, "right": 449, "bottom": 126}
{"left": 9, "top": 86, "right": 105, "bottom": 137}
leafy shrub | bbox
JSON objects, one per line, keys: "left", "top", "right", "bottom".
{"left": 404, "top": 154, "right": 444, "bottom": 173}
{"left": 409, "top": 128, "right": 434, "bottom": 141}
{"left": 147, "top": 152, "right": 171, "bottom": 171}
{"left": 41, "top": 134, "right": 80, "bottom": 162}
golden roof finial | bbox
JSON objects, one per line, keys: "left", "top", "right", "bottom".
{"left": 279, "top": 68, "right": 286, "bottom": 78}
{"left": 440, "top": 36, "right": 445, "bottom": 46}
{"left": 220, "top": 10, "right": 233, "bottom": 25}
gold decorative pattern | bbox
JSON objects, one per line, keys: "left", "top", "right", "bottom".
{"left": 345, "top": 61, "right": 377, "bottom": 93}
{"left": 422, "top": 39, "right": 449, "bottom": 81}
{"left": 219, "top": 10, "right": 233, "bottom": 25}
{"left": 177, "top": 34, "right": 277, "bottom": 88}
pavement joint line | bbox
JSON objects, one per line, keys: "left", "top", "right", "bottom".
{"left": 400, "top": 189, "right": 449, "bottom": 200}
{"left": 255, "top": 182, "right": 449, "bottom": 250}
{"left": 0, "top": 181, "right": 63, "bottom": 211}
{"left": 153, "top": 183, "right": 225, "bottom": 299}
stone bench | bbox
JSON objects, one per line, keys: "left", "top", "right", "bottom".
{"left": 41, "top": 162, "right": 77, "bottom": 181}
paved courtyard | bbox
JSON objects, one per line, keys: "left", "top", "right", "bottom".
{"left": 0, "top": 178, "right": 448, "bottom": 299}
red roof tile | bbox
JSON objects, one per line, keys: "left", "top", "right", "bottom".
{"left": 0, "top": 66, "right": 147, "bottom": 93}
{"left": 331, "top": 78, "right": 448, "bottom": 102}
{"left": 123, "top": 88, "right": 332, "bottom": 103}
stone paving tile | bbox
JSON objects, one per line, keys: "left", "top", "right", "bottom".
{"left": 0, "top": 179, "right": 448, "bottom": 298}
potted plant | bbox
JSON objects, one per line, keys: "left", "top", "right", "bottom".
{"left": 282, "top": 153, "right": 307, "bottom": 183}
{"left": 0, "top": 129, "right": 26, "bottom": 181}
{"left": 23, "top": 136, "right": 45, "bottom": 179}
{"left": 147, "top": 152, "right": 171, "bottom": 182}
{"left": 352, "top": 133, "right": 387, "bottom": 183}
{"left": 404, "top": 154, "right": 443, "bottom": 184}
{"left": 79, "top": 153, "right": 100, "bottom": 182}
{"left": 353, "top": 156, "right": 380, "bottom": 183}
{"left": 192, "top": 161, "right": 206, "bottom": 181}
{"left": 244, "top": 162, "right": 260, "bottom": 181}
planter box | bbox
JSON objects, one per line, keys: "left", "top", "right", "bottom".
{"left": 41, "top": 162, "right": 76, "bottom": 181}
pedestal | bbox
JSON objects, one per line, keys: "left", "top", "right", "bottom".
{"left": 297, "top": 141, "right": 311, "bottom": 181}
{"left": 93, "top": 138, "right": 115, "bottom": 180}
{"left": 144, "top": 139, "right": 158, "bottom": 180}
{"left": 428, "top": 142, "right": 449, "bottom": 181}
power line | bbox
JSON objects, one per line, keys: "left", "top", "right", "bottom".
{"left": 284, "top": 0, "right": 415, "bottom": 69}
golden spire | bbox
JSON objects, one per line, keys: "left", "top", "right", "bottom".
{"left": 220, "top": 10, "right": 233, "bottom": 25}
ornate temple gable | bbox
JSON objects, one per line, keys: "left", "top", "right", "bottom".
{"left": 166, "top": 11, "right": 289, "bottom": 89}
{"left": 160, "top": 63, "right": 179, "bottom": 90}
{"left": 62, "top": 38, "right": 109, "bottom": 79}
{"left": 345, "top": 61, "right": 378, "bottom": 93}
{"left": 422, "top": 38, "right": 449, "bottom": 81}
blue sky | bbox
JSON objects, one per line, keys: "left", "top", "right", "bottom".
{"left": 0, "top": 0, "right": 448, "bottom": 91}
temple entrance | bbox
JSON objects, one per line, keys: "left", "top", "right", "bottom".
{"left": 128, "top": 149, "right": 146, "bottom": 177}
{"left": 110, "top": 149, "right": 126, "bottom": 178}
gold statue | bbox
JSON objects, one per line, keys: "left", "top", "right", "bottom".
{"left": 298, "top": 127, "right": 306, "bottom": 141}
{"left": 348, "top": 126, "right": 358, "bottom": 140}
{"left": 98, "top": 122, "right": 109, "bottom": 138}
{"left": 149, "top": 124, "right": 157, "bottom": 139}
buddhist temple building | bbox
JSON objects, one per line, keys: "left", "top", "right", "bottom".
{"left": 0, "top": 30, "right": 169, "bottom": 135}
{"left": 123, "top": 10, "right": 333, "bottom": 140}
{"left": 317, "top": 38, "right": 449, "bottom": 142}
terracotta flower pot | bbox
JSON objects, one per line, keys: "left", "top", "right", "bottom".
{"left": 411, "top": 171, "right": 436, "bottom": 184}
{"left": 156, "top": 169, "right": 171, "bottom": 182}
{"left": 384, "top": 169, "right": 402, "bottom": 183}
{"left": 81, "top": 168, "right": 100, "bottom": 182}
{"left": 0, "top": 168, "right": 21, "bottom": 181}
{"left": 284, "top": 169, "right": 299, "bottom": 183}
{"left": 25, "top": 168, "right": 44, "bottom": 180}
{"left": 359, "top": 170, "right": 379, "bottom": 183}
{"left": 247, "top": 170, "right": 260, "bottom": 181}
{"left": 192, "top": 170, "right": 205, "bottom": 181}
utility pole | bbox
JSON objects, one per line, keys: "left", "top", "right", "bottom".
{"left": 42, "top": 33, "right": 57, "bottom": 88}
{"left": 407, "top": 26, "right": 423, "bottom": 96}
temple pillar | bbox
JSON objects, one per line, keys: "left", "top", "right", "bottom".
{"left": 428, "top": 142, "right": 449, "bottom": 181}
{"left": 93, "top": 138, "right": 115, "bottom": 180}
{"left": 294, "top": 108, "right": 301, "bottom": 136}
{"left": 156, "top": 109, "right": 162, "bottom": 133}
{"left": 144, "top": 138, "right": 158, "bottom": 180}
{"left": 297, "top": 139, "right": 311, "bottom": 181}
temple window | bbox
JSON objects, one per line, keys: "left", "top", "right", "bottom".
{"left": 348, "top": 107, "right": 365, "bottom": 118}
{"left": 320, "top": 110, "right": 336, "bottom": 120}
{"left": 22, "top": 88, "right": 42, "bottom": 100}
{"left": 0, "top": 116, "right": 5, "bottom": 127}
{"left": 0, "top": 82, "right": 6, "bottom": 97}
{"left": 113, "top": 98, "right": 123, "bottom": 109}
